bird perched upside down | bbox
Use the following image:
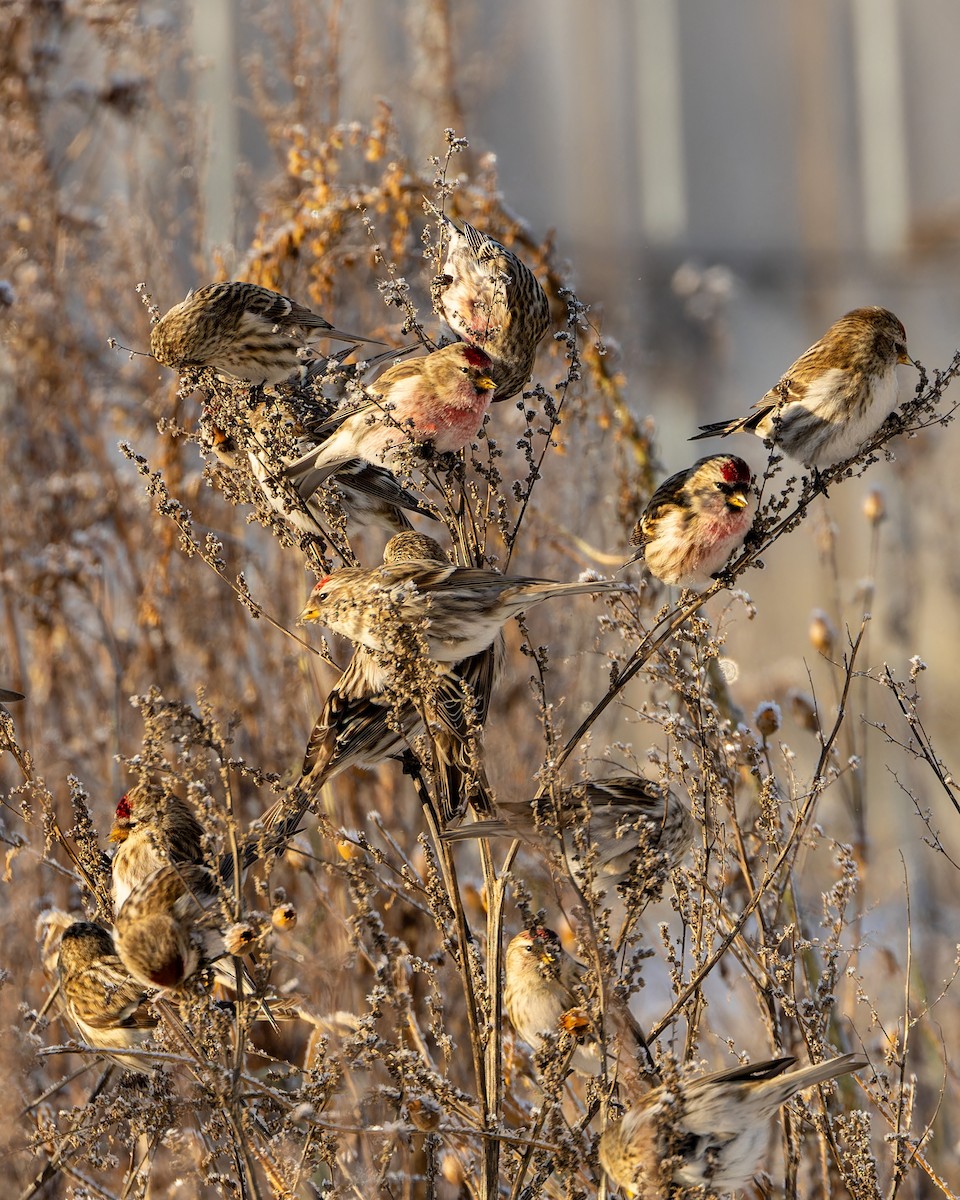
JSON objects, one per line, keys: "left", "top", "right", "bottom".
{"left": 691, "top": 306, "right": 912, "bottom": 468}
{"left": 56, "top": 920, "right": 159, "bottom": 1072}
{"left": 428, "top": 201, "right": 550, "bottom": 403}
{"left": 627, "top": 454, "right": 755, "bottom": 588}
{"left": 599, "top": 1052, "right": 868, "bottom": 1197}
{"left": 150, "top": 281, "right": 380, "bottom": 385}
{"left": 114, "top": 862, "right": 259, "bottom": 999}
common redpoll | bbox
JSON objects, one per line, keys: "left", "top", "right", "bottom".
{"left": 599, "top": 1053, "right": 867, "bottom": 1197}
{"left": 692, "top": 306, "right": 912, "bottom": 468}
{"left": 205, "top": 349, "right": 436, "bottom": 540}
{"left": 428, "top": 202, "right": 550, "bottom": 402}
{"left": 115, "top": 863, "right": 255, "bottom": 997}
{"left": 282, "top": 342, "right": 497, "bottom": 497}
{"left": 253, "top": 537, "right": 504, "bottom": 846}
{"left": 150, "top": 281, "right": 379, "bottom": 385}
{"left": 109, "top": 785, "right": 205, "bottom": 915}
{"left": 445, "top": 776, "right": 693, "bottom": 901}
{"left": 57, "top": 920, "right": 158, "bottom": 1071}
{"left": 505, "top": 926, "right": 646, "bottom": 1078}
{"left": 627, "top": 455, "right": 755, "bottom": 588}
{"left": 299, "top": 534, "right": 625, "bottom": 664}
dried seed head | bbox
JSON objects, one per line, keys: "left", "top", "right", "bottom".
{"left": 336, "top": 836, "right": 363, "bottom": 862}
{"left": 559, "top": 1007, "right": 592, "bottom": 1040}
{"left": 284, "top": 842, "right": 313, "bottom": 873}
{"left": 753, "top": 701, "right": 781, "bottom": 739}
{"left": 863, "top": 487, "right": 886, "bottom": 525}
{"left": 224, "top": 923, "right": 256, "bottom": 956}
{"left": 440, "top": 1152, "right": 466, "bottom": 1185}
{"left": 809, "top": 610, "right": 836, "bottom": 657}
{"left": 272, "top": 903, "right": 297, "bottom": 931}
{"left": 788, "top": 689, "right": 820, "bottom": 734}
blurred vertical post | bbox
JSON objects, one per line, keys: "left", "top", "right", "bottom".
{"left": 405, "top": 0, "right": 469, "bottom": 168}
{"left": 851, "top": 0, "right": 909, "bottom": 257}
{"left": 635, "top": 0, "right": 687, "bottom": 243}
{"left": 190, "top": 0, "right": 239, "bottom": 258}
{"left": 789, "top": 0, "right": 842, "bottom": 266}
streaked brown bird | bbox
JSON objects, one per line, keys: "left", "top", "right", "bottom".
{"left": 109, "top": 785, "right": 205, "bottom": 915}
{"left": 428, "top": 201, "right": 550, "bottom": 403}
{"left": 204, "top": 349, "right": 436, "bottom": 541}
{"left": 444, "top": 775, "right": 693, "bottom": 902}
{"left": 150, "top": 281, "right": 379, "bottom": 385}
{"left": 114, "top": 863, "right": 256, "bottom": 998}
{"left": 599, "top": 1053, "right": 867, "bottom": 1197}
{"left": 57, "top": 920, "right": 158, "bottom": 1071}
{"left": 692, "top": 306, "right": 912, "bottom": 468}
{"left": 282, "top": 342, "right": 498, "bottom": 499}
{"left": 627, "top": 455, "right": 755, "bottom": 588}
{"left": 253, "top": 534, "right": 503, "bottom": 843}
{"left": 299, "top": 534, "right": 626, "bottom": 665}
{"left": 505, "top": 926, "right": 649, "bottom": 1078}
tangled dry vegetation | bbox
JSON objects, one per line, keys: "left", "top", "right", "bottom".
{"left": 3, "top": 5, "right": 960, "bottom": 1199}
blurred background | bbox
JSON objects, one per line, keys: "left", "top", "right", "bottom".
{"left": 154, "top": 0, "right": 960, "bottom": 915}
{"left": 3, "top": 1, "right": 960, "bottom": 1188}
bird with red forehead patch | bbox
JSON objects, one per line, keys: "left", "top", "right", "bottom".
{"left": 282, "top": 342, "right": 497, "bottom": 504}
{"left": 300, "top": 531, "right": 627, "bottom": 665}
{"left": 109, "top": 784, "right": 205, "bottom": 916}
{"left": 626, "top": 455, "right": 756, "bottom": 589}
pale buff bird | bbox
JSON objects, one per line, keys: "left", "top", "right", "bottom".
{"left": 692, "top": 306, "right": 912, "bottom": 468}
{"left": 505, "top": 926, "right": 650, "bottom": 1078}
{"left": 599, "top": 1053, "right": 868, "bottom": 1197}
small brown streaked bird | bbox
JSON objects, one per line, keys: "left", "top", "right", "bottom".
{"left": 57, "top": 920, "right": 159, "bottom": 1072}
{"left": 109, "top": 785, "right": 205, "bottom": 915}
{"left": 282, "top": 342, "right": 498, "bottom": 499}
{"left": 253, "top": 535, "right": 503, "bottom": 845}
{"left": 504, "top": 926, "right": 648, "bottom": 1078}
{"left": 444, "top": 775, "right": 693, "bottom": 902}
{"left": 427, "top": 201, "right": 550, "bottom": 403}
{"left": 114, "top": 863, "right": 257, "bottom": 998}
{"left": 299, "top": 533, "right": 626, "bottom": 665}
{"left": 203, "top": 348, "right": 437, "bottom": 540}
{"left": 692, "top": 306, "right": 912, "bottom": 468}
{"left": 626, "top": 454, "right": 755, "bottom": 588}
{"left": 150, "top": 281, "right": 380, "bottom": 385}
{"left": 599, "top": 1053, "right": 868, "bottom": 1197}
